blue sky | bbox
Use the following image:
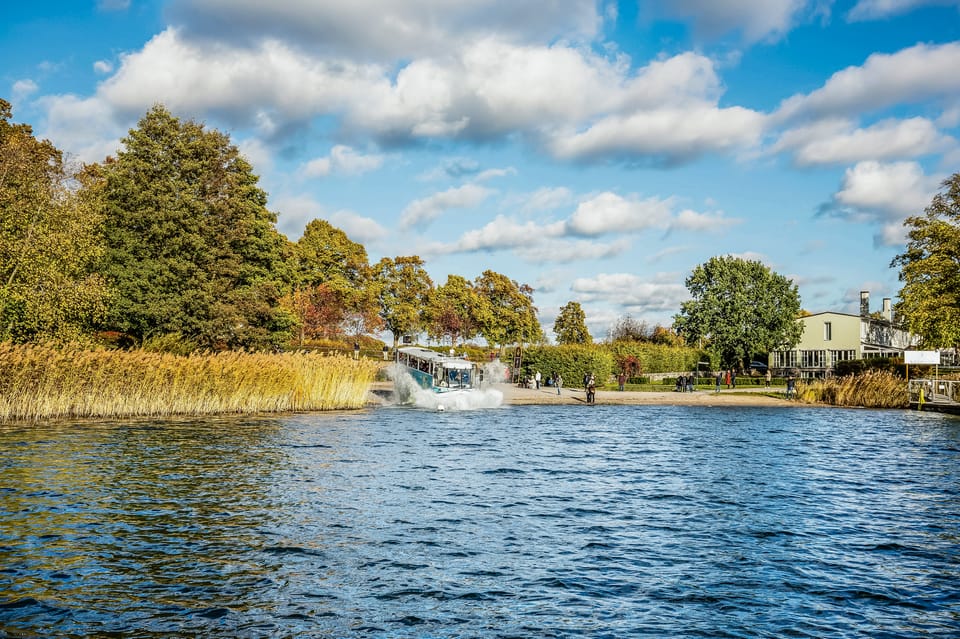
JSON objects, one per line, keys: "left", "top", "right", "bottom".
{"left": 4, "top": 1, "right": 960, "bottom": 341}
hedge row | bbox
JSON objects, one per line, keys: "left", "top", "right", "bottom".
{"left": 520, "top": 342, "right": 715, "bottom": 385}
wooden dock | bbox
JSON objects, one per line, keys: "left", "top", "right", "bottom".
{"left": 909, "top": 379, "right": 960, "bottom": 415}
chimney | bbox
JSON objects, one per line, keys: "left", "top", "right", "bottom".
{"left": 882, "top": 298, "right": 892, "bottom": 322}
{"left": 860, "top": 291, "right": 870, "bottom": 317}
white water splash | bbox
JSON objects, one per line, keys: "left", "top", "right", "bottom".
{"left": 386, "top": 363, "right": 503, "bottom": 410}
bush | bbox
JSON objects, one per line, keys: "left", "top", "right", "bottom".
{"left": 604, "top": 341, "right": 716, "bottom": 374}
{"left": 523, "top": 345, "right": 614, "bottom": 387}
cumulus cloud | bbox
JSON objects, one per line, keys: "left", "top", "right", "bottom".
{"left": 301, "top": 145, "right": 384, "bottom": 177}
{"left": 271, "top": 194, "right": 387, "bottom": 243}
{"left": 847, "top": 0, "right": 960, "bottom": 21}
{"left": 36, "top": 94, "right": 123, "bottom": 163}
{"left": 167, "top": 0, "right": 601, "bottom": 62}
{"left": 570, "top": 272, "right": 689, "bottom": 314}
{"left": 399, "top": 183, "right": 495, "bottom": 229}
{"left": 549, "top": 104, "right": 765, "bottom": 164}
{"left": 94, "top": 60, "right": 114, "bottom": 74}
{"left": 566, "top": 192, "right": 672, "bottom": 236}
{"left": 776, "top": 42, "right": 960, "bottom": 122}
{"left": 818, "top": 161, "right": 943, "bottom": 245}
{"left": 652, "top": 0, "right": 812, "bottom": 43}
{"left": 515, "top": 187, "right": 576, "bottom": 214}
{"left": 327, "top": 210, "right": 388, "bottom": 244}
{"left": 432, "top": 215, "right": 566, "bottom": 254}
{"left": 773, "top": 117, "right": 956, "bottom": 165}
{"left": 12, "top": 79, "right": 38, "bottom": 101}
{"left": 83, "top": 25, "right": 763, "bottom": 166}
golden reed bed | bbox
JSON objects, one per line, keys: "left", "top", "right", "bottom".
{"left": 0, "top": 343, "right": 380, "bottom": 421}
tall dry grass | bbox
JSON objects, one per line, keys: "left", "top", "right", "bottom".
{"left": 0, "top": 343, "right": 380, "bottom": 421}
{"left": 795, "top": 370, "right": 908, "bottom": 409}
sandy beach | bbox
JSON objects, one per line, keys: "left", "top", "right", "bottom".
{"left": 494, "top": 383, "right": 793, "bottom": 407}
{"left": 369, "top": 381, "right": 795, "bottom": 407}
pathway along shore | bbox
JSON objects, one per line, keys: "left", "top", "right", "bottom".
{"left": 369, "top": 382, "right": 795, "bottom": 407}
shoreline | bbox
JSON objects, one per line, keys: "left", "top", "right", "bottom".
{"left": 369, "top": 381, "right": 798, "bottom": 407}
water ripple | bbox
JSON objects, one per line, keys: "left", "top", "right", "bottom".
{"left": 1, "top": 407, "right": 959, "bottom": 637}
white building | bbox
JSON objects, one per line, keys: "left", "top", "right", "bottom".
{"left": 770, "top": 291, "right": 921, "bottom": 378}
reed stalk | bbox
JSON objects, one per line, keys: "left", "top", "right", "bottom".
{"left": 0, "top": 343, "right": 379, "bottom": 421}
{"left": 795, "top": 370, "right": 908, "bottom": 408}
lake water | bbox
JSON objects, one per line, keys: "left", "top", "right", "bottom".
{"left": 2, "top": 404, "right": 959, "bottom": 638}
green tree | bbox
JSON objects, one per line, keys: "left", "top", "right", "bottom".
{"left": 94, "top": 105, "right": 294, "bottom": 349}
{"left": 673, "top": 255, "right": 802, "bottom": 369}
{"left": 891, "top": 172, "right": 960, "bottom": 348}
{"left": 0, "top": 99, "right": 109, "bottom": 342}
{"left": 292, "top": 219, "right": 380, "bottom": 343}
{"left": 473, "top": 270, "right": 542, "bottom": 353}
{"left": 553, "top": 301, "right": 591, "bottom": 344}
{"left": 607, "top": 315, "right": 651, "bottom": 342}
{"left": 374, "top": 255, "right": 433, "bottom": 349}
{"left": 425, "top": 274, "right": 483, "bottom": 346}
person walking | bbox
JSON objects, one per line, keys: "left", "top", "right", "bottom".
{"left": 731, "top": 370, "right": 737, "bottom": 389}
{"left": 715, "top": 371, "right": 722, "bottom": 393}
{"left": 725, "top": 369, "right": 731, "bottom": 388}
{"left": 764, "top": 369, "right": 771, "bottom": 388}
{"left": 617, "top": 372, "right": 626, "bottom": 391}
{"left": 556, "top": 373, "right": 563, "bottom": 395}
{"left": 535, "top": 370, "right": 541, "bottom": 389}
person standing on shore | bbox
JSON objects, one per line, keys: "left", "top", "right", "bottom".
{"left": 765, "top": 369, "right": 772, "bottom": 388}
{"left": 715, "top": 371, "right": 722, "bottom": 393}
{"left": 556, "top": 373, "right": 563, "bottom": 395}
{"left": 618, "top": 372, "right": 626, "bottom": 391}
{"left": 535, "top": 370, "right": 541, "bottom": 389}
{"left": 725, "top": 369, "right": 731, "bottom": 388}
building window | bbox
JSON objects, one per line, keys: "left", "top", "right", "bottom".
{"left": 824, "top": 321, "right": 832, "bottom": 341}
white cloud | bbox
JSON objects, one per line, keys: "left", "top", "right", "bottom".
{"left": 653, "top": 0, "right": 811, "bottom": 43}
{"left": 847, "top": 0, "right": 960, "bottom": 21}
{"left": 776, "top": 42, "right": 960, "bottom": 122}
{"left": 570, "top": 272, "right": 688, "bottom": 313}
{"left": 549, "top": 104, "right": 765, "bottom": 164}
{"left": 84, "top": 27, "right": 763, "bottom": 166}
{"left": 167, "top": 0, "right": 601, "bottom": 62}
{"left": 819, "top": 161, "right": 943, "bottom": 246}
{"left": 94, "top": 60, "right": 114, "bottom": 74}
{"left": 271, "top": 194, "right": 386, "bottom": 243}
{"left": 671, "top": 208, "right": 743, "bottom": 232}
{"left": 832, "top": 161, "right": 940, "bottom": 219}
{"left": 301, "top": 145, "right": 384, "bottom": 177}
{"left": 399, "top": 183, "right": 494, "bottom": 229}
{"left": 36, "top": 94, "right": 122, "bottom": 163}
{"left": 327, "top": 210, "right": 388, "bottom": 244}
{"left": 12, "top": 79, "right": 38, "bottom": 101}
{"left": 566, "top": 192, "right": 672, "bottom": 236}
{"left": 515, "top": 237, "right": 631, "bottom": 263}
{"left": 516, "top": 187, "right": 576, "bottom": 214}
{"left": 429, "top": 215, "right": 567, "bottom": 254}
{"left": 773, "top": 117, "right": 955, "bottom": 165}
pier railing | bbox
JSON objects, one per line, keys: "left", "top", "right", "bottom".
{"left": 909, "top": 379, "right": 960, "bottom": 405}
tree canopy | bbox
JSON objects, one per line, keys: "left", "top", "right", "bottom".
{"left": 94, "top": 105, "right": 294, "bottom": 349}
{"left": 0, "top": 99, "right": 109, "bottom": 343}
{"left": 891, "top": 172, "right": 960, "bottom": 348}
{"left": 473, "top": 270, "right": 542, "bottom": 352}
{"left": 291, "top": 219, "right": 380, "bottom": 342}
{"left": 424, "top": 274, "right": 483, "bottom": 346}
{"left": 375, "top": 255, "right": 433, "bottom": 349}
{"left": 553, "top": 301, "right": 591, "bottom": 344}
{"left": 673, "top": 255, "right": 802, "bottom": 369}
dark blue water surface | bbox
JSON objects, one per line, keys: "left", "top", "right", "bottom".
{"left": 2, "top": 405, "right": 960, "bottom": 638}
